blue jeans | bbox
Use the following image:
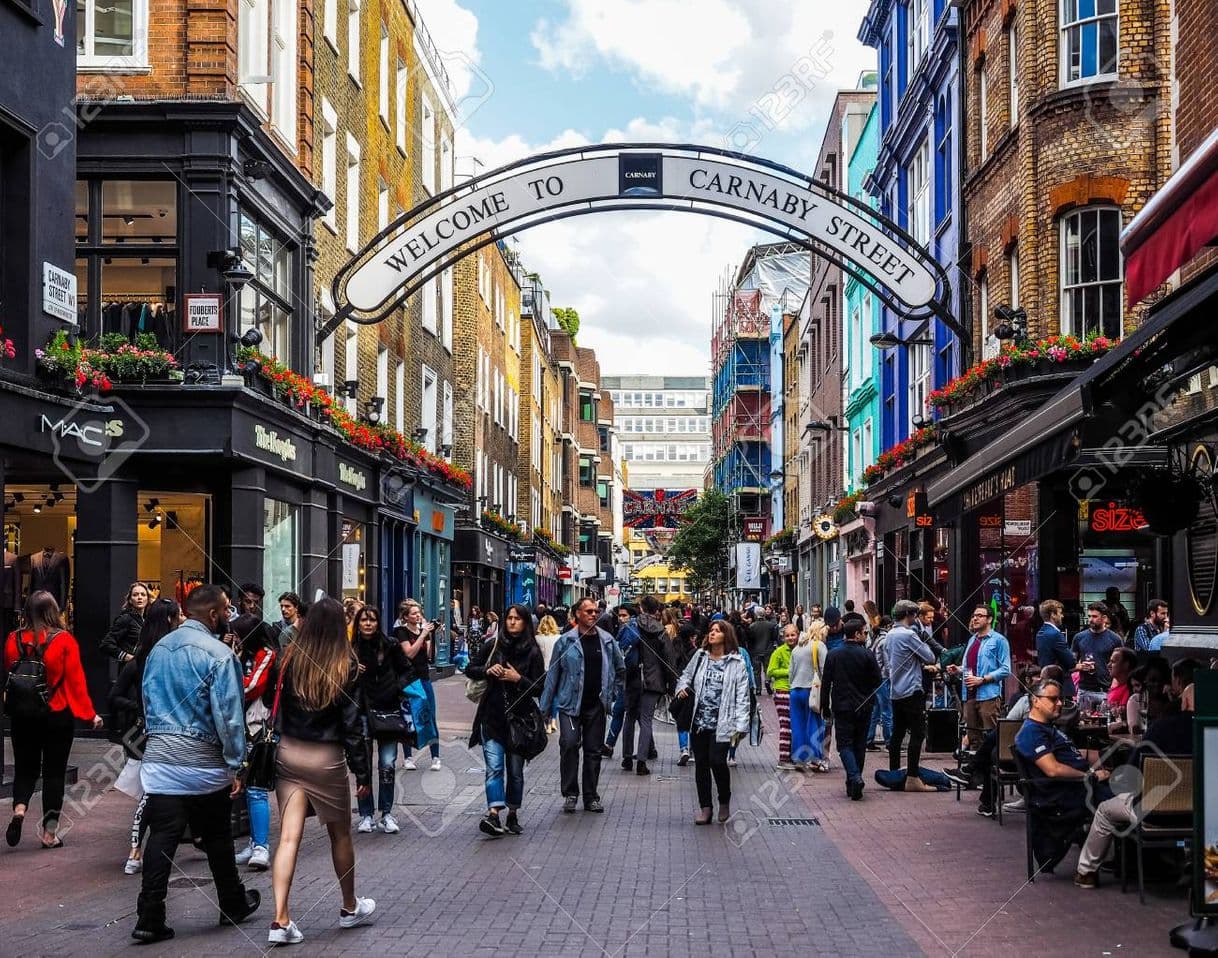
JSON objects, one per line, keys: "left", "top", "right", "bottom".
{"left": 358, "top": 739, "right": 402, "bottom": 816}
{"left": 678, "top": 729, "right": 689, "bottom": 751}
{"left": 246, "top": 787, "right": 270, "bottom": 846}
{"left": 789, "top": 688, "right": 825, "bottom": 763}
{"left": 482, "top": 737, "right": 525, "bottom": 810}
{"left": 867, "top": 682, "right": 893, "bottom": 745}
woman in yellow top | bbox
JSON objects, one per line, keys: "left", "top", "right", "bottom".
{"left": 767, "top": 624, "right": 799, "bottom": 770}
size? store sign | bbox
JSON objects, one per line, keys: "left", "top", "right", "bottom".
{"left": 1089, "top": 502, "right": 1148, "bottom": 533}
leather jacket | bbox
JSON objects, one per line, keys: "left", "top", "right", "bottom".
{"left": 266, "top": 658, "right": 370, "bottom": 786}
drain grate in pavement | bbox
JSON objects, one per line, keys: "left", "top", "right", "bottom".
{"left": 654, "top": 775, "right": 679, "bottom": 782}
{"left": 767, "top": 817, "right": 820, "bottom": 827}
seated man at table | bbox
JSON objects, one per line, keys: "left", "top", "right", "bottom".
{"left": 1014, "top": 678, "right": 1112, "bottom": 820}
{"left": 1073, "top": 684, "right": 1195, "bottom": 888}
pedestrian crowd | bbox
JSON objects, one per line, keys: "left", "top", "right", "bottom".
{"left": 0, "top": 577, "right": 1201, "bottom": 945}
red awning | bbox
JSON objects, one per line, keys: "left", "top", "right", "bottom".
{"left": 1123, "top": 126, "right": 1218, "bottom": 304}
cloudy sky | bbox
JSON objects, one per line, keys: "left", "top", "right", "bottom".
{"left": 415, "top": 0, "right": 878, "bottom": 375}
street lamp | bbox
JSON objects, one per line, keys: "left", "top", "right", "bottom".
{"left": 808, "top": 416, "right": 850, "bottom": 432}
{"left": 870, "top": 331, "right": 934, "bottom": 350}
{"left": 993, "top": 304, "right": 1028, "bottom": 342}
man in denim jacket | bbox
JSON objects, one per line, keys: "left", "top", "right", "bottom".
{"left": 133, "top": 584, "right": 260, "bottom": 943}
{"left": 948, "top": 605, "right": 1012, "bottom": 749}
{"left": 540, "top": 597, "right": 625, "bottom": 814}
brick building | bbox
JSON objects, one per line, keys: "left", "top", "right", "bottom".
{"left": 451, "top": 241, "right": 522, "bottom": 613}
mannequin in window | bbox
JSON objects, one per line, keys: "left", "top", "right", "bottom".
{"left": 27, "top": 547, "right": 70, "bottom": 609}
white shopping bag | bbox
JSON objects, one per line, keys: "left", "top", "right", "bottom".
{"left": 115, "top": 758, "right": 144, "bottom": 799}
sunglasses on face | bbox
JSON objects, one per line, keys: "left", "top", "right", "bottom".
{"left": 1035, "top": 693, "right": 1061, "bottom": 702}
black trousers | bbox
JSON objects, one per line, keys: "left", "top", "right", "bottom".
{"left": 137, "top": 787, "right": 248, "bottom": 928}
{"left": 623, "top": 689, "right": 661, "bottom": 763}
{"left": 833, "top": 709, "right": 872, "bottom": 785}
{"left": 691, "top": 728, "right": 731, "bottom": 807}
{"left": 10, "top": 709, "right": 75, "bottom": 829}
{"left": 559, "top": 702, "right": 606, "bottom": 803}
{"left": 890, "top": 692, "right": 927, "bottom": 775}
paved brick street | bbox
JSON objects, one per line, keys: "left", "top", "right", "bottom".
{"left": 0, "top": 680, "right": 1188, "bottom": 957}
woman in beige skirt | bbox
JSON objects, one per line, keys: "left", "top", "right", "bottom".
{"left": 267, "top": 596, "right": 376, "bottom": 946}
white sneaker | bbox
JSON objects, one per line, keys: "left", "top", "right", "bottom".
{"left": 378, "top": 813, "right": 400, "bottom": 834}
{"left": 356, "top": 815, "right": 375, "bottom": 834}
{"left": 268, "top": 921, "right": 304, "bottom": 946}
{"left": 429, "top": 758, "right": 442, "bottom": 772}
{"left": 124, "top": 856, "right": 142, "bottom": 875}
{"left": 234, "top": 842, "right": 255, "bottom": 866}
{"left": 248, "top": 844, "right": 270, "bottom": 870}
{"left": 726, "top": 757, "right": 737, "bottom": 767}
{"left": 403, "top": 758, "right": 417, "bottom": 771}
{"left": 339, "top": 897, "right": 377, "bottom": 929}
{"left": 1002, "top": 796, "right": 1026, "bottom": 813}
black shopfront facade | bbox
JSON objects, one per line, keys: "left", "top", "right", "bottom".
{"left": 453, "top": 525, "right": 509, "bottom": 618}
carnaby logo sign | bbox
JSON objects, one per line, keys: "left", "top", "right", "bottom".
{"left": 338, "top": 462, "right": 367, "bottom": 492}
{"left": 619, "top": 153, "right": 662, "bottom": 196}
{"left": 254, "top": 425, "right": 297, "bottom": 463}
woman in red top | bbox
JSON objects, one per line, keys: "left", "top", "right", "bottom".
{"left": 4, "top": 590, "right": 102, "bottom": 849}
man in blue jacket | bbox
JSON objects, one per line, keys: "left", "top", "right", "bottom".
{"left": 541, "top": 597, "right": 626, "bottom": 814}
{"left": 948, "top": 606, "right": 1012, "bottom": 750}
{"left": 884, "top": 600, "right": 937, "bottom": 792}
{"left": 1035, "top": 599, "right": 1076, "bottom": 700}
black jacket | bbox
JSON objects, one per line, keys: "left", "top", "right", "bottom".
{"left": 107, "top": 657, "right": 146, "bottom": 758}
{"left": 466, "top": 632, "right": 546, "bottom": 750}
{"left": 100, "top": 609, "right": 144, "bottom": 661}
{"left": 635, "top": 614, "right": 674, "bottom": 694}
{"left": 355, "top": 633, "right": 411, "bottom": 712}
{"left": 266, "top": 659, "right": 370, "bottom": 786}
{"left": 820, "top": 641, "right": 882, "bottom": 716}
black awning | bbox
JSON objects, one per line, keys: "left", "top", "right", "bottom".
{"left": 927, "top": 273, "right": 1218, "bottom": 518}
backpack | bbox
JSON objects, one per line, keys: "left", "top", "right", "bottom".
{"left": 4, "top": 630, "right": 64, "bottom": 719}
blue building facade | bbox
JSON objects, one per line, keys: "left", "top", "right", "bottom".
{"left": 859, "top": 0, "right": 963, "bottom": 450}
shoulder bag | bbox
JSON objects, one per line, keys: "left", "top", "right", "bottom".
{"left": 809, "top": 642, "right": 823, "bottom": 715}
{"left": 465, "top": 635, "right": 500, "bottom": 703}
{"left": 667, "top": 651, "right": 704, "bottom": 732}
{"left": 244, "top": 668, "right": 283, "bottom": 791}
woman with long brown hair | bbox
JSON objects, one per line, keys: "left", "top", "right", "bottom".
{"left": 99, "top": 581, "right": 151, "bottom": 665}
{"left": 673, "top": 619, "right": 751, "bottom": 825}
{"left": 266, "top": 596, "right": 374, "bottom": 946}
{"left": 4, "top": 591, "right": 103, "bottom": 849}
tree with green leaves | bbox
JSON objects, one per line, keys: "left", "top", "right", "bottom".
{"left": 665, "top": 488, "right": 731, "bottom": 593}
{"left": 552, "top": 306, "right": 580, "bottom": 342}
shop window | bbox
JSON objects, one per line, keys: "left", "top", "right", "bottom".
{"left": 78, "top": 0, "right": 149, "bottom": 69}
{"left": 341, "top": 520, "right": 365, "bottom": 601}
{"left": 263, "top": 499, "right": 298, "bottom": 604}
{"left": 579, "top": 456, "right": 593, "bottom": 487}
{"left": 75, "top": 179, "right": 179, "bottom": 345}
{"left": 1060, "top": 207, "right": 1122, "bottom": 339}
{"left": 580, "top": 392, "right": 595, "bottom": 422}
{"left": 1061, "top": 0, "right": 1117, "bottom": 85}
{"left": 238, "top": 210, "right": 295, "bottom": 362}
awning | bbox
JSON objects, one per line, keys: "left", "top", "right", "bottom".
{"left": 927, "top": 279, "right": 1210, "bottom": 517}
{"left": 1122, "top": 125, "right": 1218, "bottom": 304}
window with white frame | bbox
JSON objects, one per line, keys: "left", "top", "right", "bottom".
{"left": 421, "top": 275, "right": 438, "bottom": 334}
{"left": 1061, "top": 206, "right": 1123, "bottom": 339}
{"left": 441, "top": 267, "right": 453, "bottom": 350}
{"left": 344, "top": 321, "right": 359, "bottom": 416}
{"left": 908, "top": 138, "right": 931, "bottom": 246}
{"left": 395, "top": 60, "right": 407, "bottom": 154}
{"left": 980, "top": 272, "right": 999, "bottom": 359}
{"left": 860, "top": 293, "right": 873, "bottom": 383}
{"left": 421, "top": 365, "right": 438, "bottom": 453}
{"left": 319, "top": 292, "right": 336, "bottom": 396}
{"left": 320, "top": 99, "right": 338, "bottom": 231}
{"left": 345, "top": 134, "right": 360, "bottom": 253}
{"left": 978, "top": 60, "right": 988, "bottom": 159}
{"left": 440, "top": 134, "right": 453, "bottom": 193}
{"left": 270, "top": 0, "right": 297, "bottom": 144}
{"left": 908, "top": 343, "right": 931, "bottom": 429}
{"left": 1061, "top": 0, "right": 1118, "bottom": 85}
{"left": 394, "top": 360, "right": 405, "bottom": 429}
{"left": 376, "top": 345, "right": 388, "bottom": 407}
{"left": 1008, "top": 21, "right": 1020, "bottom": 125}
{"left": 852, "top": 429, "right": 862, "bottom": 481}
{"left": 862, "top": 417, "right": 874, "bottom": 468}
{"left": 78, "top": 0, "right": 149, "bottom": 68}
{"left": 323, "top": 0, "right": 336, "bottom": 48}
{"left": 421, "top": 94, "right": 436, "bottom": 194}
{"left": 442, "top": 381, "right": 453, "bottom": 450}
{"left": 347, "top": 0, "right": 361, "bottom": 83}
{"left": 849, "top": 304, "right": 862, "bottom": 390}
{"left": 378, "top": 26, "right": 389, "bottom": 123}
{"left": 377, "top": 180, "right": 389, "bottom": 232}
{"left": 907, "top": 0, "right": 928, "bottom": 71}
{"left": 1008, "top": 245, "right": 1020, "bottom": 310}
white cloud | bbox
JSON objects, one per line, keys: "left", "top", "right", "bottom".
{"left": 530, "top": 0, "right": 877, "bottom": 137}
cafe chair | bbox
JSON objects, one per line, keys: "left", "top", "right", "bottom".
{"left": 1120, "top": 754, "right": 1193, "bottom": 904}
{"left": 1010, "top": 747, "right": 1089, "bottom": 882}
{"left": 992, "top": 719, "right": 1022, "bottom": 827}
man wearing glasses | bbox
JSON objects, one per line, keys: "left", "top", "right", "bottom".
{"left": 947, "top": 606, "right": 1011, "bottom": 751}
{"left": 1014, "top": 679, "right": 1112, "bottom": 821}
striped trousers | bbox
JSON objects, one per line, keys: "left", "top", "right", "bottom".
{"left": 774, "top": 689, "right": 791, "bottom": 764}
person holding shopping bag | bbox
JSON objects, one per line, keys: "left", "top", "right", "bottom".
{"left": 395, "top": 600, "right": 441, "bottom": 771}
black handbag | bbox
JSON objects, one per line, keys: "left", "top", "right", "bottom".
{"left": 668, "top": 653, "right": 703, "bottom": 732}
{"left": 507, "top": 707, "right": 549, "bottom": 760}
{"left": 367, "top": 704, "right": 415, "bottom": 741}
{"left": 244, "top": 670, "right": 282, "bottom": 791}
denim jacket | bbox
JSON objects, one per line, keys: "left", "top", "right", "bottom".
{"left": 142, "top": 619, "right": 247, "bottom": 772}
{"left": 960, "top": 631, "right": 1012, "bottom": 703}
{"left": 539, "top": 627, "right": 625, "bottom": 716}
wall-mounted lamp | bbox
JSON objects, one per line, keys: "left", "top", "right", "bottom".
{"left": 207, "top": 248, "right": 255, "bottom": 292}
{"left": 870, "top": 331, "right": 934, "bottom": 350}
{"left": 993, "top": 304, "right": 1028, "bottom": 342}
{"left": 343, "top": 379, "right": 359, "bottom": 399}
{"left": 364, "top": 397, "right": 385, "bottom": 424}
{"left": 411, "top": 427, "right": 429, "bottom": 443}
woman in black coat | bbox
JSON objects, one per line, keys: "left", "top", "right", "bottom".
{"left": 466, "top": 604, "right": 545, "bottom": 838}
{"left": 100, "top": 582, "right": 151, "bottom": 664}
{"left": 353, "top": 606, "right": 412, "bottom": 834}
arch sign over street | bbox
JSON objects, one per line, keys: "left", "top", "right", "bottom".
{"left": 322, "top": 144, "right": 954, "bottom": 342}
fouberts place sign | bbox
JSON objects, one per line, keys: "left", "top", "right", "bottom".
{"left": 327, "top": 145, "right": 948, "bottom": 339}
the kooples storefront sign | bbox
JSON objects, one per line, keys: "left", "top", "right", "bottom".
{"left": 338, "top": 462, "right": 367, "bottom": 492}
{"left": 336, "top": 147, "right": 940, "bottom": 328}
{"left": 254, "top": 425, "right": 297, "bottom": 463}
